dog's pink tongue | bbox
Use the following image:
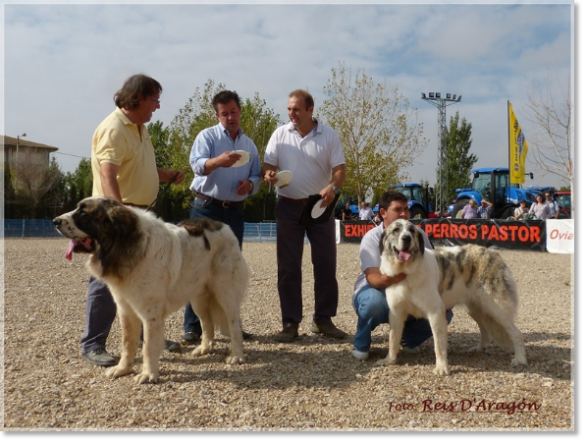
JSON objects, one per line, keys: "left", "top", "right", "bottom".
{"left": 65, "top": 240, "right": 76, "bottom": 261}
{"left": 398, "top": 250, "right": 411, "bottom": 262}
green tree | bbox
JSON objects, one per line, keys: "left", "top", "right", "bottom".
{"left": 149, "top": 120, "right": 173, "bottom": 170}
{"left": 318, "top": 62, "right": 428, "bottom": 205}
{"left": 238, "top": 93, "right": 282, "bottom": 222}
{"left": 147, "top": 120, "right": 192, "bottom": 221}
{"left": 168, "top": 79, "right": 222, "bottom": 179}
{"left": 61, "top": 158, "right": 93, "bottom": 212}
{"left": 441, "top": 112, "right": 477, "bottom": 204}
{"left": 4, "top": 163, "right": 17, "bottom": 218}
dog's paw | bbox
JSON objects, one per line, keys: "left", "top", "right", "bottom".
{"left": 226, "top": 355, "right": 245, "bottom": 365}
{"left": 511, "top": 355, "right": 527, "bottom": 366}
{"left": 134, "top": 372, "right": 158, "bottom": 384}
{"left": 192, "top": 345, "right": 212, "bottom": 356}
{"left": 376, "top": 356, "right": 397, "bottom": 366}
{"left": 433, "top": 365, "right": 450, "bottom": 376}
{"left": 105, "top": 365, "right": 133, "bottom": 379}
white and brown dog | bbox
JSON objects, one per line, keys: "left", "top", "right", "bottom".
{"left": 54, "top": 196, "right": 248, "bottom": 384}
{"left": 378, "top": 219, "right": 527, "bottom": 375}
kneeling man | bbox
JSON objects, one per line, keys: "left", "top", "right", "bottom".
{"left": 351, "top": 190, "right": 453, "bottom": 360}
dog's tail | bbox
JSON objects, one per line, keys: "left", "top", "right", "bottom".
{"left": 205, "top": 297, "right": 231, "bottom": 336}
{"left": 483, "top": 315, "right": 515, "bottom": 349}
{"left": 478, "top": 284, "right": 521, "bottom": 350}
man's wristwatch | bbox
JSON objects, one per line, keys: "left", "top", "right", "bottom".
{"left": 328, "top": 184, "right": 340, "bottom": 195}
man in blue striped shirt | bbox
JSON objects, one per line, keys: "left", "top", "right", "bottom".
{"left": 181, "top": 90, "right": 261, "bottom": 344}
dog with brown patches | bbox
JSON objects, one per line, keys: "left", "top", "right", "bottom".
{"left": 378, "top": 219, "right": 527, "bottom": 375}
{"left": 53, "top": 196, "right": 248, "bottom": 384}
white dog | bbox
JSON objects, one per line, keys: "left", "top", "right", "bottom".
{"left": 378, "top": 219, "right": 527, "bottom": 375}
{"left": 54, "top": 196, "right": 248, "bottom": 384}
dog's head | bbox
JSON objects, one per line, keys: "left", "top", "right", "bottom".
{"left": 379, "top": 219, "right": 425, "bottom": 264}
{"left": 53, "top": 197, "right": 143, "bottom": 273}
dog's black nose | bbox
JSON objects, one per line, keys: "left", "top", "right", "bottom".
{"left": 53, "top": 218, "right": 61, "bottom": 227}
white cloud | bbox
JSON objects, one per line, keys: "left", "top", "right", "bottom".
{"left": 2, "top": 1, "right": 572, "bottom": 191}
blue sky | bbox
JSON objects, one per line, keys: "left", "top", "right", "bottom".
{"left": 1, "top": 0, "right": 574, "bottom": 190}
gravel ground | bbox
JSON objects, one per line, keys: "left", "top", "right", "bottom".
{"left": 1, "top": 238, "right": 574, "bottom": 431}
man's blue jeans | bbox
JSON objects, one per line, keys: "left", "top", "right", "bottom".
{"left": 81, "top": 276, "right": 117, "bottom": 353}
{"left": 183, "top": 197, "right": 245, "bottom": 334}
{"left": 352, "top": 285, "right": 453, "bottom": 352}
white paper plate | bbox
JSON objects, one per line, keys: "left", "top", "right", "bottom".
{"left": 231, "top": 150, "right": 250, "bottom": 167}
{"left": 311, "top": 199, "right": 327, "bottom": 219}
{"left": 274, "top": 170, "right": 293, "bottom": 188}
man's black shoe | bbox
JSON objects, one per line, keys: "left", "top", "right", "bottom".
{"left": 180, "top": 331, "right": 201, "bottom": 345}
{"left": 164, "top": 339, "right": 182, "bottom": 353}
{"left": 275, "top": 324, "right": 299, "bottom": 343}
{"left": 138, "top": 339, "right": 182, "bottom": 353}
{"left": 81, "top": 348, "right": 117, "bottom": 367}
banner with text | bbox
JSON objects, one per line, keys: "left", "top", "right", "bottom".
{"left": 412, "top": 218, "right": 546, "bottom": 251}
{"left": 340, "top": 219, "right": 547, "bottom": 251}
{"left": 340, "top": 220, "right": 378, "bottom": 243}
{"left": 545, "top": 219, "right": 574, "bottom": 254}
{"left": 509, "top": 101, "right": 529, "bottom": 184}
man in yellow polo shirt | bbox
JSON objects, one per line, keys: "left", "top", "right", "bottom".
{"left": 82, "top": 74, "right": 185, "bottom": 366}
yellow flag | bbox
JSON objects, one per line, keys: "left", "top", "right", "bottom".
{"left": 509, "top": 101, "right": 529, "bottom": 184}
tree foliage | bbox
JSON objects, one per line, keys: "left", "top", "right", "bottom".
{"left": 148, "top": 120, "right": 193, "bottom": 221}
{"left": 318, "top": 62, "right": 428, "bottom": 204}
{"left": 168, "top": 79, "right": 224, "bottom": 182}
{"left": 61, "top": 158, "right": 92, "bottom": 211}
{"left": 5, "top": 157, "right": 64, "bottom": 218}
{"left": 441, "top": 112, "right": 477, "bottom": 203}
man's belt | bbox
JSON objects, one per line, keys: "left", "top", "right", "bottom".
{"left": 196, "top": 192, "right": 245, "bottom": 209}
{"left": 278, "top": 196, "right": 308, "bottom": 204}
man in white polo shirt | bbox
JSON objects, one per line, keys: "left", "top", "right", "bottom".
{"left": 263, "top": 89, "right": 346, "bottom": 342}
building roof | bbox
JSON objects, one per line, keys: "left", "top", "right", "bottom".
{"left": 1, "top": 135, "right": 58, "bottom": 152}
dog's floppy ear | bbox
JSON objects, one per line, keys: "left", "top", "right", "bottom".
{"left": 415, "top": 226, "right": 425, "bottom": 256}
{"left": 379, "top": 226, "right": 388, "bottom": 255}
{"left": 108, "top": 203, "right": 140, "bottom": 239}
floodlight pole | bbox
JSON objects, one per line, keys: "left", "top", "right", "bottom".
{"left": 421, "top": 93, "right": 461, "bottom": 215}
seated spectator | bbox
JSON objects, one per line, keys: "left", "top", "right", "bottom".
{"left": 461, "top": 199, "right": 479, "bottom": 219}
{"left": 512, "top": 200, "right": 530, "bottom": 220}
{"left": 342, "top": 202, "right": 354, "bottom": 221}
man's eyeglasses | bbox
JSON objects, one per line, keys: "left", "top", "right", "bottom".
{"left": 149, "top": 96, "right": 161, "bottom": 105}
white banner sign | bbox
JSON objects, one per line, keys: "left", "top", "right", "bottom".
{"left": 546, "top": 219, "right": 574, "bottom": 254}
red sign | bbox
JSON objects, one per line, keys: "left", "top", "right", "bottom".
{"left": 339, "top": 219, "right": 547, "bottom": 251}
{"left": 340, "top": 221, "right": 377, "bottom": 243}
{"left": 413, "top": 219, "right": 546, "bottom": 251}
